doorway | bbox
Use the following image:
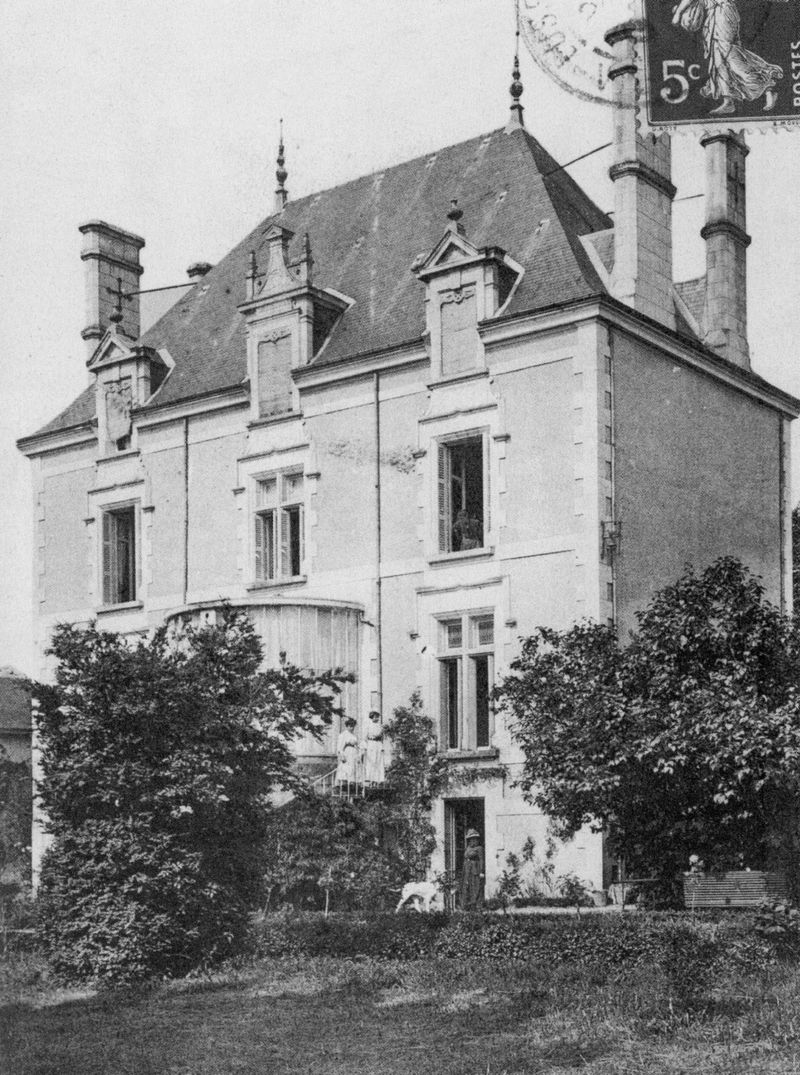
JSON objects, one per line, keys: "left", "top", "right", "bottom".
{"left": 444, "top": 798, "right": 485, "bottom": 906}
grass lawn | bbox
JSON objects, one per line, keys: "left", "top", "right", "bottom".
{"left": 3, "top": 951, "right": 800, "bottom": 1074}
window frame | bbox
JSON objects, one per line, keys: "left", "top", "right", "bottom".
{"left": 437, "top": 610, "right": 495, "bottom": 752}
{"left": 253, "top": 468, "right": 305, "bottom": 585}
{"left": 436, "top": 429, "right": 490, "bottom": 556}
{"left": 100, "top": 501, "right": 139, "bottom": 607}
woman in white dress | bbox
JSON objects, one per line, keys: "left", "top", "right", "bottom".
{"left": 361, "top": 710, "right": 385, "bottom": 786}
{"left": 335, "top": 716, "right": 359, "bottom": 786}
{"left": 673, "top": 0, "right": 783, "bottom": 114}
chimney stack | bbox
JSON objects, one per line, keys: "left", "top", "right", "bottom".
{"left": 79, "top": 221, "right": 145, "bottom": 358}
{"left": 605, "top": 21, "right": 676, "bottom": 330}
{"left": 700, "top": 131, "right": 750, "bottom": 369}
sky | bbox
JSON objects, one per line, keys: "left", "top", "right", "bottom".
{"left": 2, "top": 0, "right": 800, "bottom": 676}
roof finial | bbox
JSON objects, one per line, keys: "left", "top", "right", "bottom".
{"left": 274, "top": 119, "right": 288, "bottom": 212}
{"left": 506, "top": 0, "right": 525, "bottom": 132}
{"left": 447, "top": 199, "right": 465, "bottom": 235}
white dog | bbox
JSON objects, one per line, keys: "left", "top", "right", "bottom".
{"left": 394, "top": 880, "right": 441, "bottom": 913}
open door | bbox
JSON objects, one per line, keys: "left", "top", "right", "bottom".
{"left": 444, "top": 798, "right": 485, "bottom": 908}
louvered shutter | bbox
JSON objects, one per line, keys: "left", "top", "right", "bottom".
{"left": 120, "top": 510, "right": 135, "bottom": 601}
{"left": 438, "top": 444, "right": 449, "bottom": 552}
{"left": 254, "top": 514, "right": 264, "bottom": 581}
{"left": 102, "top": 512, "right": 113, "bottom": 604}
{"left": 280, "top": 508, "right": 291, "bottom": 577}
{"left": 483, "top": 432, "right": 490, "bottom": 540}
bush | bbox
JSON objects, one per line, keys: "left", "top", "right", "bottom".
{"left": 253, "top": 910, "right": 448, "bottom": 960}
{"left": 251, "top": 909, "right": 780, "bottom": 980}
{"left": 35, "top": 613, "right": 348, "bottom": 985}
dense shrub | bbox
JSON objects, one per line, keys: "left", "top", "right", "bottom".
{"left": 35, "top": 612, "right": 348, "bottom": 985}
{"left": 253, "top": 910, "right": 449, "bottom": 960}
{"left": 252, "top": 910, "right": 779, "bottom": 977}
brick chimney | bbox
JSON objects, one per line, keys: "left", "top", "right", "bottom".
{"left": 79, "top": 221, "right": 145, "bottom": 357}
{"left": 605, "top": 21, "right": 676, "bottom": 330}
{"left": 700, "top": 131, "right": 750, "bottom": 369}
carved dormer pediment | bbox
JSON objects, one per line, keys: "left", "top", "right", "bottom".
{"left": 414, "top": 230, "right": 487, "bottom": 281}
{"left": 87, "top": 330, "right": 137, "bottom": 372}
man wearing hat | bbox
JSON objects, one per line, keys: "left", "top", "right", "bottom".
{"left": 459, "top": 828, "right": 485, "bottom": 911}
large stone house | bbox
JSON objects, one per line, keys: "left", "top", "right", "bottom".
{"left": 18, "top": 25, "right": 798, "bottom": 894}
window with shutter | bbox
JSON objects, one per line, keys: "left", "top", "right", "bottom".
{"left": 437, "top": 435, "right": 485, "bottom": 553}
{"left": 101, "top": 505, "right": 137, "bottom": 605}
{"left": 253, "top": 470, "right": 304, "bottom": 583}
{"left": 438, "top": 613, "right": 494, "bottom": 751}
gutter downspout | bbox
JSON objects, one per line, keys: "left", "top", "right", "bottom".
{"left": 374, "top": 372, "right": 383, "bottom": 715}
{"left": 182, "top": 416, "right": 189, "bottom": 606}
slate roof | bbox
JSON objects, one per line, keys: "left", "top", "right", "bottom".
{"left": 29, "top": 126, "right": 612, "bottom": 438}
{"left": 675, "top": 276, "right": 706, "bottom": 329}
{"left": 0, "top": 673, "right": 31, "bottom": 733}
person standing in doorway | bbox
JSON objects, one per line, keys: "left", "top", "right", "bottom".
{"left": 459, "top": 828, "right": 485, "bottom": 911}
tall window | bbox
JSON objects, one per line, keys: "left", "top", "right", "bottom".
{"left": 439, "top": 613, "right": 494, "bottom": 750}
{"left": 255, "top": 471, "right": 304, "bottom": 582}
{"left": 102, "top": 505, "right": 136, "bottom": 604}
{"left": 438, "top": 434, "right": 485, "bottom": 553}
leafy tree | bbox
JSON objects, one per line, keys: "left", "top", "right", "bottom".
{"left": 495, "top": 558, "right": 800, "bottom": 893}
{"left": 262, "top": 794, "right": 393, "bottom": 911}
{"left": 34, "top": 610, "right": 346, "bottom": 983}
{"left": 381, "top": 692, "right": 450, "bottom": 880}
{"left": 262, "top": 693, "right": 450, "bottom": 910}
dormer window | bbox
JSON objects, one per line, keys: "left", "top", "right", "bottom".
{"left": 413, "top": 208, "right": 522, "bottom": 382}
{"left": 239, "top": 228, "right": 351, "bottom": 422}
{"left": 87, "top": 332, "right": 169, "bottom": 456}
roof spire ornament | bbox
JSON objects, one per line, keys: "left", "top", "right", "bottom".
{"left": 274, "top": 119, "right": 288, "bottom": 212}
{"left": 506, "top": 1, "right": 525, "bottom": 132}
{"left": 446, "top": 199, "right": 465, "bottom": 235}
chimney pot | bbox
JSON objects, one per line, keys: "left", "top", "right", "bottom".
{"left": 187, "top": 261, "right": 213, "bottom": 279}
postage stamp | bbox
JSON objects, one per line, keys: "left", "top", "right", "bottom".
{"left": 643, "top": 0, "right": 800, "bottom": 128}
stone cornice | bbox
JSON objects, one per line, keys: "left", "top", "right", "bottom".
{"left": 608, "top": 161, "right": 677, "bottom": 200}
{"left": 700, "top": 220, "right": 751, "bottom": 247}
{"left": 481, "top": 295, "right": 800, "bottom": 418}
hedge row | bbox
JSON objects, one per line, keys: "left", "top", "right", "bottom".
{"left": 252, "top": 909, "right": 790, "bottom": 969}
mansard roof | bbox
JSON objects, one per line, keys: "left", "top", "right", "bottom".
{"left": 32, "top": 125, "right": 613, "bottom": 437}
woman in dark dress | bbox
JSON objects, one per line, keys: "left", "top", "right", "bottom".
{"left": 459, "top": 829, "right": 484, "bottom": 911}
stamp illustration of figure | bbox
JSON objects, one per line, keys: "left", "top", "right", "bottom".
{"left": 672, "top": 0, "right": 783, "bottom": 114}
